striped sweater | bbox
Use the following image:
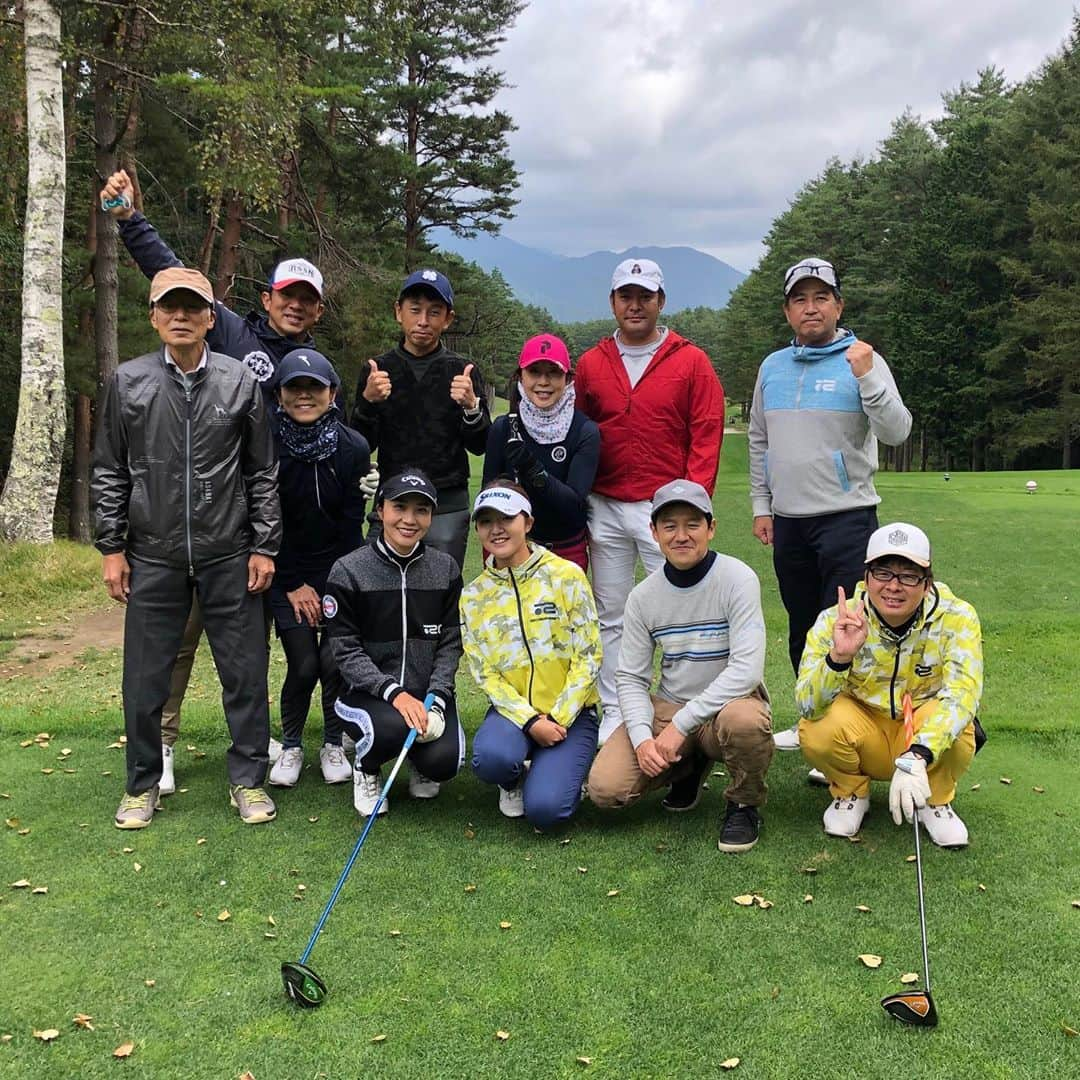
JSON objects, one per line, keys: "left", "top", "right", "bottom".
{"left": 616, "top": 554, "right": 768, "bottom": 748}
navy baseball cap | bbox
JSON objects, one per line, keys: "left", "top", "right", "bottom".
{"left": 399, "top": 269, "right": 454, "bottom": 308}
{"left": 377, "top": 469, "right": 438, "bottom": 508}
{"left": 275, "top": 349, "right": 340, "bottom": 389}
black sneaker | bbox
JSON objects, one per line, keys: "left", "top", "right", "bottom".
{"left": 661, "top": 752, "right": 710, "bottom": 812}
{"left": 717, "top": 802, "right": 761, "bottom": 853}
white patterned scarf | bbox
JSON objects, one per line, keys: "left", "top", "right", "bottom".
{"left": 517, "top": 383, "right": 576, "bottom": 444}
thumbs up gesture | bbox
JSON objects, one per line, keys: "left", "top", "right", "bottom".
{"left": 362, "top": 358, "right": 392, "bottom": 403}
{"left": 450, "top": 362, "right": 479, "bottom": 410}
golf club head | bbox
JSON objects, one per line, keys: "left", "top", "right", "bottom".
{"left": 881, "top": 989, "right": 938, "bottom": 1028}
{"left": 281, "top": 961, "right": 327, "bottom": 1008}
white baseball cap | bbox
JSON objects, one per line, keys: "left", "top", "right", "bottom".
{"left": 269, "top": 257, "right": 324, "bottom": 297}
{"left": 783, "top": 257, "right": 840, "bottom": 297}
{"left": 865, "top": 523, "right": 931, "bottom": 568}
{"left": 611, "top": 258, "right": 664, "bottom": 293}
{"left": 472, "top": 486, "right": 533, "bottom": 520}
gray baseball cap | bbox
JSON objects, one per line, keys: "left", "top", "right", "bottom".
{"left": 783, "top": 257, "right": 840, "bottom": 297}
{"left": 650, "top": 479, "right": 713, "bottom": 521}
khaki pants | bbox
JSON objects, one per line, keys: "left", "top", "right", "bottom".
{"left": 160, "top": 597, "right": 203, "bottom": 747}
{"left": 587, "top": 693, "right": 774, "bottom": 808}
{"left": 799, "top": 693, "right": 975, "bottom": 803}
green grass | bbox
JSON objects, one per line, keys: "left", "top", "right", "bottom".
{"left": 1, "top": 440, "right": 1079, "bottom": 1078}
{"left": 0, "top": 540, "right": 104, "bottom": 642}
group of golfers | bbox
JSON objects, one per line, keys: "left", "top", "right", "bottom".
{"left": 92, "top": 171, "right": 984, "bottom": 854}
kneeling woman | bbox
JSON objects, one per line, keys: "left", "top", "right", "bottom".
{"left": 324, "top": 470, "right": 464, "bottom": 816}
{"left": 461, "top": 482, "right": 601, "bottom": 828}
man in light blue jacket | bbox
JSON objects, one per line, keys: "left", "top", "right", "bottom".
{"left": 748, "top": 258, "right": 911, "bottom": 751}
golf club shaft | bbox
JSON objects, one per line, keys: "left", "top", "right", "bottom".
{"left": 298, "top": 695, "right": 432, "bottom": 964}
{"left": 913, "top": 813, "right": 931, "bottom": 994}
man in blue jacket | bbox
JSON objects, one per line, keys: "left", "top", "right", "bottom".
{"left": 748, "top": 258, "right": 911, "bottom": 752}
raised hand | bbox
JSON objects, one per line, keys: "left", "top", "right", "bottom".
{"left": 830, "top": 585, "right": 867, "bottom": 664}
{"left": 362, "top": 358, "right": 392, "bottom": 403}
{"left": 450, "top": 362, "right": 479, "bottom": 410}
{"left": 100, "top": 169, "right": 135, "bottom": 220}
{"left": 846, "top": 340, "right": 874, "bottom": 377}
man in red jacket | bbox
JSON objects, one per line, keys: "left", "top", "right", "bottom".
{"left": 575, "top": 257, "right": 724, "bottom": 743}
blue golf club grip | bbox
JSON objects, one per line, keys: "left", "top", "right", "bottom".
{"left": 298, "top": 693, "right": 434, "bottom": 964}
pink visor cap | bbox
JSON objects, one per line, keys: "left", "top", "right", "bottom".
{"left": 517, "top": 333, "right": 570, "bottom": 373}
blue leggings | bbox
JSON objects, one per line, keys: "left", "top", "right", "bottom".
{"left": 471, "top": 706, "right": 598, "bottom": 830}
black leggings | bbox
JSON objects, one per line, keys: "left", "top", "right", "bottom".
{"left": 336, "top": 689, "right": 463, "bottom": 781}
{"left": 279, "top": 626, "right": 343, "bottom": 748}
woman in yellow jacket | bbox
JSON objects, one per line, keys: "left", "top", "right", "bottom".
{"left": 461, "top": 481, "right": 602, "bottom": 827}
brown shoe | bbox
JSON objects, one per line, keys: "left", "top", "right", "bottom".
{"left": 229, "top": 784, "right": 277, "bottom": 824}
{"left": 114, "top": 785, "right": 161, "bottom": 829}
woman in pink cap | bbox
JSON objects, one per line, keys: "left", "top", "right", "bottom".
{"left": 482, "top": 334, "right": 599, "bottom": 570}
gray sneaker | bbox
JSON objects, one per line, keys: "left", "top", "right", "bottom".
{"left": 229, "top": 784, "right": 277, "bottom": 824}
{"left": 115, "top": 785, "right": 161, "bottom": 829}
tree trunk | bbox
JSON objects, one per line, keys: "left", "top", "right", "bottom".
{"left": 94, "top": 54, "right": 119, "bottom": 387}
{"left": 69, "top": 393, "right": 92, "bottom": 541}
{"left": 1064, "top": 427, "right": 1072, "bottom": 470}
{"left": 403, "top": 52, "right": 420, "bottom": 268}
{"left": 0, "top": 0, "right": 67, "bottom": 542}
{"left": 215, "top": 191, "right": 244, "bottom": 302}
{"left": 197, "top": 188, "right": 223, "bottom": 276}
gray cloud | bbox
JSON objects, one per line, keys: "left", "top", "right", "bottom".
{"left": 494, "top": 1, "right": 1078, "bottom": 270}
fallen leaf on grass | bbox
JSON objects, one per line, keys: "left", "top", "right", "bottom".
{"left": 770, "top": 986, "right": 780, "bottom": 1000}
{"left": 1033, "top": 786, "right": 1046, "bottom": 794}
{"left": 463, "top": 828, "right": 476, "bottom": 840}
{"left": 122, "top": 847, "right": 134, "bottom": 854}
{"left": 733, "top": 894, "right": 755, "bottom": 907}
{"left": 217, "top": 910, "right": 230, "bottom": 922}
{"left": 1062, "top": 1023, "right": 1078, "bottom": 1037}
{"left": 576, "top": 1055, "right": 593, "bottom": 1065}
{"left": 389, "top": 929, "right": 402, "bottom": 937}
{"left": 264, "top": 932, "right": 277, "bottom": 940}
{"left": 133, "top": 863, "right": 142, "bottom": 873}
{"left": 113, "top": 1041, "right": 134, "bottom": 1058}
{"left": 60, "top": 748, "right": 72, "bottom": 757}
{"left": 499, "top": 920, "right": 512, "bottom": 930}
{"left": 606, "top": 889, "right": 620, "bottom": 898}
{"left": 186, "top": 745, "right": 197, "bottom": 752}
{"left": 577, "top": 866, "right": 588, "bottom": 874}
{"left": 858, "top": 954, "right": 883, "bottom": 968}
{"left": 464, "top": 884, "right": 477, "bottom": 893}
{"left": 495, "top": 1030, "right": 510, "bottom": 1041}
{"left": 193, "top": 752, "right": 206, "bottom": 760}
{"left": 559, "top": 837, "right": 572, "bottom": 846}
{"left": 654, "top": 843, "right": 668, "bottom": 853}
{"left": 106, "top": 741, "right": 123, "bottom": 750}
{"left": 40, "top": 768, "right": 54, "bottom": 776}
{"left": 17, "top": 829, "right": 29, "bottom": 836}
{"left": 970, "top": 782, "right": 980, "bottom": 791}
{"left": 144, "top": 980, "right": 155, "bottom": 987}
{"left": 900, "top": 973, "right": 920, "bottom": 985}
{"left": 758, "top": 899, "right": 774, "bottom": 910}
{"left": 803, "top": 894, "right": 813, "bottom": 903}
{"left": 240, "top": 1073, "right": 257, "bottom": 1080}
{"left": 847, "top": 835, "right": 864, "bottom": 844}
{"left": 370, "top": 1034, "right": 387, "bottom": 1043}
{"left": 905, "top": 855, "right": 917, "bottom": 863}
{"left": 33, "top": 1028, "right": 60, "bottom": 1042}
{"left": 32, "top": 886, "right": 47, "bottom": 895}
{"left": 978, "top": 884, "right": 987, "bottom": 892}
{"left": 19, "top": 740, "right": 33, "bottom": 748}
{"left": 62, "top": 769, "right": 76, "bottom": 775}
{"left": 1, "top": 1034, "right": 12, "bottom": 1042}
{"left": 10, "top": 880, "right": 30, "bottom": 889}
{"left": 196, "top": 838, "right": 207, "bottom": 846}
{"left": 720, "top": 1058, "right": 740, "bottom": 1069}
{"left": 307, "top": 816, "right": 319, "bottom": 824}
{"left": 4, "top": 818, "right": 18, "bottom": 829}
{"left": 1071, "top": 900, "right": 1080, "bottom": 909}
{"left": 296, "top": 884, "right": 306, "bottom": 893}
{"left": 72, "top": 1014, "right": 94, "bottom": 1030}
{"left": 800, "top": 867, "right": 818, "bottom": 875}
{"left": 177, "top": 788, "right": 189, "bottom": 794}
{"left": 267, "top": 915, "right": 276, "bottom": 927}
{"left": 855, "top": 905, "right": 871, "bottom": 913}
{"left": 999, "top": 777, "right": 1012, "bottom": 785}
{"left": 0, "top": 793, "right": 10, "bottom": 799}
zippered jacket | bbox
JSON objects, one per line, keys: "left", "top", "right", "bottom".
{"left": 796, "top": 580, "right": 982, "bottom": 759}
{"left": 574, "top": 330, "right": 724, "bottom": 500}
{"left": 324, "top": 539, "right": 462, "bottom": 709}
{"left": 350, "top": 344, "right": 490, "bottom": 496}
{"left": 459, "top": 546, "right": 601, "bottom": 729}
{"left": 748, "top": 330, "right": 911, "bottom": 518}
{"left": 118, "top": 211, "right": 314, "bottom": 388}
{"left": 92, "top": 347, "right": 281, "bottom": 568}
{"left": 272, "top": 415, "right": 370, "bottom": 593}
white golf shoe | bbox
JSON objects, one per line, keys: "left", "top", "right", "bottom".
{"left": 268, "top": 737, "right": 283, "bottom": 764}
{"left": 498, "top": 785, "right": 525, "bottom": 818}
{"left": 159, "top": 743, "right": 176, "bottom": 796}
{"left": 341, "top": 730, "right": 356, "bottom": 756}
{"left": 823, "top": 793, "right": 870, "bottom": 837}
{"left": 319, "top": 743, "right": 351, "bottom": 784}
{"left": 354, "top": 767, "right": 387, "bottom": 817}
{"left": 918, "top": 803, "right": 969, "bottom": 848}
{"left": 773, "top": 724, "right": 801, "bottom": 751}
{"left": 407, "top": 764, "right": 440, "bottom": 799}
{"left": 269, "top": 746, "right": 303, "bottom": 787}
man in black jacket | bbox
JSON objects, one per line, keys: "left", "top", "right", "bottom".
{"left": 93, "top": 268, "right": 282, "bottom": 828}
{"left": 351, "top": 270, "right": 490, "bottom": 572}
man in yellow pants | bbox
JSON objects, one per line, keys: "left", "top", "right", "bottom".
{"left": 796, "top": 523, "right": 981, "bottom": 847}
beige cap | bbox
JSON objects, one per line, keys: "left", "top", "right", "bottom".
{"left": 149, "top": 267, "right": 215, "bottom": 306}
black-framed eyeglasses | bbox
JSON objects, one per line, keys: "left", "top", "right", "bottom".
{"left": 784, "top": 262, "right": 839, "bottom": 291}
{"left": 868, "top": 567, "right": 927, "bottom": 587}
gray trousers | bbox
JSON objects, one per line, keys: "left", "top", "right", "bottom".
{"left": 122, "top": 554, "right": 270, "bottom": 793}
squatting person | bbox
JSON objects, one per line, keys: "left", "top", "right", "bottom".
{"left": 587, "top": 480, "right": 774, "bottom": 852}
{"left": 93, "top": 267, "right": 281, "bottom": 828}
{"left": 796, "top": 523, "right": 982, "bottom": 848}
{"left": 461, "top": 482, "right": 602, "bottom": 829}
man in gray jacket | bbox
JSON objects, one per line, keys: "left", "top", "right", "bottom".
{"left": 93, "top": 267, "right": 282, "bottom": 828}
{"left": 748, "top": 258, "right": 911, "bottom": 751}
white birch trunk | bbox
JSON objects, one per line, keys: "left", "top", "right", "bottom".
{"left": 0, "top": 0, "right": 67, "bottom": 543}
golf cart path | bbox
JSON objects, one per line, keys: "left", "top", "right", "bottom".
{"left": 0, "top": 604, "right": 124, "bottom": 680}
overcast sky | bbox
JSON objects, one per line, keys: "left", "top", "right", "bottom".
{"left": 492, "top": 1, "right": 1078, "bottom": 271}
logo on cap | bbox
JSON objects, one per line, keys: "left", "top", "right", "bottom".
{"left": 889, "top": 529, "right": 909, "bottom": 545}
{"left": 422, "top": 270, "right": 438, "bottom": 281}
{"left": 299, "top": 355, "right": 311, "bottom": 366}
{"left": 540, "top": 340, "right": 550, "bottom": 354}
{"left": 401, "top": 474, "right": 424, "bottom": 487}
{"left": 631, "top": 263, "right": 641, "bottom": 274}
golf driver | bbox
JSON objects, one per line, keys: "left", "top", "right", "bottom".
{"left": 881, "top": 694, "right": 939, "bottom": 1028}
{"left": 282, "top": 694, "right": 433, "bottom": 1008}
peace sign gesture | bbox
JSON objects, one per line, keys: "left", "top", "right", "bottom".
{"left": 830, "top": 585, "right": 867, "bottom": 664}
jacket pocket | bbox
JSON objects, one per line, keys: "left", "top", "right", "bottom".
{"left": 832, "top": 451, "right": 851, "bottom": 492}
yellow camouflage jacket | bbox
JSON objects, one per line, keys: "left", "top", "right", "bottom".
{"left": 460, "top": 546, "right": 601, "bottom": 729}
{"left": 796, "top": 580, "right": 982, "bottom": 759}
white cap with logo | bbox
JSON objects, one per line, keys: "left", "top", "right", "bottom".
{"left": 472, "top": 486, "right": 533, "bottom": 520}
{"left": 269, "top": 258, "right": 324, "bottom": 297}
{"left": 865, "top": 523, "right": 931, "bottom": 568}
{"left": 611, "top": 258, "right": 664, "bottom": 293}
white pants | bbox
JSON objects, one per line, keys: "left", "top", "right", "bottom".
{"left": 587, "top": 494, "right": 664, "bottom": 742}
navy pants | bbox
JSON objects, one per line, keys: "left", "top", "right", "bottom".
{"left": 472, "top": 706, "right": 599, "bottom": 830}
{"left": 772, "top": 507, "right": 879, "bottom": 674}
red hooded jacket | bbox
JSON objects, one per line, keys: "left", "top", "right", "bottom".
{"left": 574, "top": 331, "right": 724, "bottom": 501}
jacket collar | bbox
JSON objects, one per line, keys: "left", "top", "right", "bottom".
{"left": 789, "top": 328, "right": 856, "bottom": 363}
{"left": 481, "top": 544, "right": 546, "bottom": 582}
{"left": 856, "top": 578, "right": 941, "bottom": 643}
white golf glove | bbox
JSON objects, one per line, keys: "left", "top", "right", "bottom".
{"left": 359, "top": 465, "right": 380, "bottom": 498}
{"left": 889, "top": 752, "right": 931, "bottom": 825}
{"left": 418, "top": 704, "right": 445, "bottom": 744}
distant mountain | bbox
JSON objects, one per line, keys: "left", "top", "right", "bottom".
{"left": 432, "top": 231, "right": 746, "bottom": 323}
